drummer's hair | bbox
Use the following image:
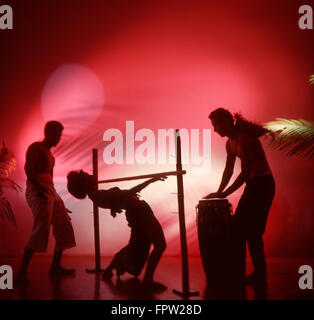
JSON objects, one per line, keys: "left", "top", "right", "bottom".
{"left": 67, "top": 170, "right": 91, "bottom": 199}
{"left": 234, "top": 113, "right": 269, "bottom": 137}
{"left": 209, "top": 108, "right": 268, "bottom": 137}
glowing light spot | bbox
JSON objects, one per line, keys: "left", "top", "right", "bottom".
{"left": 41, "top": 63, "right": 105, "bottom": 135}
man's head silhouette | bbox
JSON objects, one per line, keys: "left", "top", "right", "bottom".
{"left": 44, "top": 121, "right": 64, "bottom": 147}
{"left": 209, "top": 108, "right": 234, "bottom": 137}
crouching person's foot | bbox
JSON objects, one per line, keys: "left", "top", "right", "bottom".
{"left": 49, "top": 266, "right": 76, "bottom": 276}
{"left": 102, "top": 268, "right": 114, "bottom": 281}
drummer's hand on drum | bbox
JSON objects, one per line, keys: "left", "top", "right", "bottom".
{"left": 203, "top": 192, "right": 226, "bottom": 199}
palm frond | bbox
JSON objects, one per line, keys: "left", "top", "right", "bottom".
{"left": 0, "top": 143, "right": 20, "bottom": 227}
{"left": 0, "top": 197, "right": 17, "bottom": 227}
{"left": 263, "top": 118, "right": 314, "bottom": 159}
{"left": 310, "top": 75, "right": 314, "bottom": 85}
{"left": 0, "top": 177, "right": 22, "bottom": 192}
{"left": 0, "top": 142, "right": 17, "bottom": 178}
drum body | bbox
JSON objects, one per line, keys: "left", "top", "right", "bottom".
{"left": 196, "top": 199, "right": 245, "bottom": 288}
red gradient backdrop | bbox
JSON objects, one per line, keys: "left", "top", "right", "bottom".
{"left": 0, "top": 0, "right": 313, "bottom": 258}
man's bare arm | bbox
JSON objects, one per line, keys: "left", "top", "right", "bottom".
{"left": 221, "top": 138, "right": 252, "bottom": 197}
{"left": 222, "top": 163, "right": 248, "bottom": 197}
{"left": 24, "top": 145, "right": 48, "bottom": 199}
{"left": 204, "top": 141, "right": 236, "bottom": 199}
{"left": 217, "top": 143, "right": 236, "bottom": 192}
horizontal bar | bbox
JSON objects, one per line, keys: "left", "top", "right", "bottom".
{"left": 98, "top": 170, "right": 186, "bottom": 184}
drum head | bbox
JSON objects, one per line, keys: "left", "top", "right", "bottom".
{"left": 197, "top": 198, "right": 230, "bottom": 209}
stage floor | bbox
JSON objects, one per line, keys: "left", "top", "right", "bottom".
{"left": 0, "top": 256, "right": 313, "bottom": 300}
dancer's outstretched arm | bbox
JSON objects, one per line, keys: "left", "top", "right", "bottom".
{"left": 128, "top": 176, "right": 167, "bottom": 196}
{"left": 89, "top": 177, "right": 165, "bottom": 209}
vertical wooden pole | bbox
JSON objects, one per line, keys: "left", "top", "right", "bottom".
{"left": 93, "top": 149, "right": 101, "bottom": 271}
{"left": 173, "top": 130, "right": 198, "bottom": 297}
{"left": 86, "top": 149, "right": 103, "bottom": 273}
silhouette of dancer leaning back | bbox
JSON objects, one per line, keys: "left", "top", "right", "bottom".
{"left": 16, "top": 121, "right": 76, "bottom": 285}
{"left": 204, "top": 108, "right": 275, "bottom": 288}
{"left": 67, "top": 170, "right": 167, "bottom": 291}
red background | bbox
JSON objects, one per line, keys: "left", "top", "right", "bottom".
{"left": 0, "top": 0, "right": 313, "bottom": 258}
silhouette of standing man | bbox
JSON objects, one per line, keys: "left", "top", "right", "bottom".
{"left": 16, "top": 121, "right": 76, "bottom": 284}
{"left": 204, "top": 108, "right": 275, "bottom": 288}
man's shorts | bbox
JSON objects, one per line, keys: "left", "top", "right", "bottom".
{"left": 25, "top": 180, "right": 76, "bottom": 252}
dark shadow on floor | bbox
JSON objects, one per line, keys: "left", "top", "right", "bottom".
{"left": 1, "top": 256, "right": 314, "bottom": 300}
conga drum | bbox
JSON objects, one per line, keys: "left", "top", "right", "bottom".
{"left": 196, "top": 199, "right": 245, "bottom": 288}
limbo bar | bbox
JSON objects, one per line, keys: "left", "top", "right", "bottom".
{"left": 98, "top": 170, "right": 186, "bottom": 184}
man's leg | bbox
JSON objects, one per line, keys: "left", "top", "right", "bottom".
{"left": 49, "top": 196, "right": 76, "bottom": 275}
{"left": 16, "top": 185, "right": 53, "bottom": 284}
{"left": 247, "top": 236, "right": 267, "bottom": 284}
{"left": 49, "top": 247, "right": 75, "bottom": 275}
{"left": 15, "top": 249, "right": 34, "bottom": 283}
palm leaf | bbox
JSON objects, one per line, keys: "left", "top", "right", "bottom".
{"left": 0, "top": 143, "right": 21, "bottom": 227}
{"left": 310, "top": 75, "right": 314, "bottom": 85}
{"left": 53, "top": 105, "right": 129, "bottom": 168}
{"left": 0, "top": 177, "right": 22, "bottom": 192}
{"left": 0, "top": 197, "right": 17, "bottom": 227}
{"left": 263, "top": 118, "right": 314, "bottom": 159}
{"left": 0, "top": 142, "right": 16, "bottom": 178}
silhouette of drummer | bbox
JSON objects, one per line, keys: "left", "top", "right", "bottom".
{"left": 204, "top": 108, "right": 275, "bottom": 287}
{"left": 67, "top": 170, "right": 167, "bottom": 291}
